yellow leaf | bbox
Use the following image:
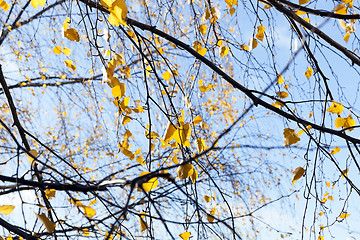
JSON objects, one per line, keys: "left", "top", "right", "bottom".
{"left": 108, "top": 0, "right": 128, "bottom": 26}
{"left": 331, "top": 147, "right": 341, "bottom": 155}
{"left": 64, "top": 28, "right": 80, "bottom": 42}
{"left": 190, "top": 168, "right": 198, "bottom": 184}
{"left": 339, "top": 19, "right": 347, "bottom": 29}
{"left": 318, "top": 236, "right": 324, "bottom": 240}
{"left": 0, "top": 205, "right": 14, "bottom": 215}
{"left": 305, "top": 67, "right": 313, "bottom": 80}
{"left": 162, "top": 71, "right": 171, "bottom": 81}
{"left": 207, "top": 213, "right": 215, "bottom": 222}
{"left": 220, "top": 46, "right": 229, "bottom": 57}
{"left": 35, "top": 213, "right": 56, "bottom": 233}
{"left": 0, "top": 0, "right": 10, "bottom": 11}
{"left": 82, "top": 228, "right": 89, "bottom": 236}
{"left": 30, "top": 0, "right": 45, "bottom": 9}
{"left": 174, "top": 122, "right": 191, "bottom": 147}
{"left": 326, "top": 182, "right": 331, "bottom": 187}
{"left": 225, "top": 0, "right": 237, "bottom": 8}
{"left": 111, "top": 84, "right": 125, "bottom": 98}
{"left": 203, "top": 195, "right": 211, "bottom": 202}
{"left": 344, "top": 32, "right": 350, "bottom": 42}
{"left": 283, "top": 128, "right": 300, "bottom": 146}
{"left": 139, "top": 172, "right": 158, "bottom": 192}
{"left": 64, "top": 60, "right": 76, "bottom": 71}
{"left": 210, "top": 206, "right": 216, "bottom": 215}
{"left": 193, "top": 116, "right": 203, "bottom": 125}
{"left": 276, "top": 91, "right": 289, "bottom": 99}
{"left": 326, "top": 101, "right": 344, "bottom": 115}
{"left": 136, "top": 156, "right": 145, "bottom": 165}
{"left": 229, "top": 7, "right": 235, "bottom": 15}
{"left": 177, "top": 163, "right": 194, "bottom": 180}
{"left": 179, "top": 232, "right": 191, "bottom": 240}
{"left": 249, "top": 38, "right": 258, "bottom": 50}
{"left": 53, "top": 46, "right": 61, "bottom": 54}
{"left": 62, "top": 47, "right": 71, "bottom": 56}
{"left": 27, "top": 150, "right": 38, "bottom": 165}
{"left": 297, "top": 125, "right": 312, "bottom": 136}
{"left": 334, "top": 3, "right": 347, "bottom": 15}
{"left": 240, "top": 44, "right": 248, "bottom": 51}
{"left": 295, "top": 10, "right": 306, "bottom": 15}
{"left": 139, "top": 213, "right": 148, "bottom": 232}
{"left": 197, "top": 47, "right": 207, "bottom": 56}
{"left": 292, "top": 167, "right": 305, "bottom": 184}
{"left": 164, "top": 122, "right": 176, "bottom": 142}
{"left": 299, "top": 0, "right": 309, "bottom": 5}
{"left": 45, "top": 189, "right": 56, "bottom": 199}
{"left": 196, "top": 138, "right": 205, "bottom": 153}
{"left": 63, "top": 17, "right": 70, "bottom": 31}
{"left": 256, "top": 25, "right": 265, "bottom": 41}
{"left": 199, "top": 24, "right": 207, "bottom": 36}
{"left": 82, "top": 205, "right": 96, "bottom": 218}
{"left": 277, "top": 74, "right": 285, "bottom": 84}
{"left": 263, "top": 4, "right": 271, "bottom": 9}
{"left": 122, "top": 116, "right": 131, "bottom": 125}
{"left": 335, "top": 115, "right": 356, "bottom": 131}
{"left": 341, "top": 168, "right": 349, "bottom": 178}
{"left": 339, "top": 213, "right": 350, "bottom": 219}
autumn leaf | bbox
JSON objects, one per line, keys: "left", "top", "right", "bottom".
{"left": 344, "top": 33, "right": 350, "bottom": 43}
{"left": 64, "top": 28, "right": 80, "bottom": 42}
{"left": 207, "top": 213, "right": 215, "bottom": 223}
{"left": 249, "top": 38, "right": 258, "bottom": 50}
{"left": 225, "top": 0, "right": 237, "bottom": 8}
{"left": 27, "top": 149, "right": 38, "bottom": 165}
{"left": 179, "top": 232, "right": 191, "bottom": 240}
{"left": 335, "top": 115, "right": 356, "bottom": 131}
{"left": 256, "top": 25, "right": 265, "bottom": 41}
{"left": 334, "top": 3, "right": 347, "bottom": 15}
{"left": 53, "top": 46, "right": 61, "bottom": 54}
{"left": 204, "top": 195, "right": 211, "bottom": 202}
{"left": 164, "top": 122, "right": 176, "bottom": 142}
{"left": 45, "top": 189, "right": 56, "bottom": 199}
{"left": 299, "top": 0, "right": 309, "bottom": 5}
{"left": 0, "top": 0, "right": 9, "bottom": 11}
{"left": 177, "top": 163, "right": 194, "bottom": 180}
{"left": 35, "top": 213, "right": 56, "bottom": 233}
{"left": 276, "top": 91, "right": 289, "bottom": 99}
{"left": 190, "top": 168, "right": 198, "bottom": 183}
{"left": 108, "top": 0, "right": 128, "bottom": 26}
{"left": 138, "top": 172, "right": 158, "bottom": 191}
{"left": 292, "top": 167, "right": 305, "bottom": 184}
{"left": 331, "top": 147, "right": 341, "bottom": 155}
{"left": 326, "top": 101, "right": 344, "bottom": 115}
{"left": 283, "top": 128, "right": 300, "bottom": 146}
{"left": 0, "top": 205, "right": 15, "bottom": 215}
{"left": 339, "top": 213, "right": 350, "bottom": 219}
{"left": 162, "top": 71, "right": 171, "bottom": 81}
{"left": 31, "top": 0, "right": 45, "bottom": 9}
{"left": 305, "top": 67, "right": 313, "bottom": 80}
{"left": 62, "top": 47, "right": 71, "bottom": 56}
{"left": 193, "top": 116, "right": 203, "bottom": 125}
{"left": 277, "top": 74, "right": 285, "bottom": 84}
{"left": 196, "top": 138, "right": 205, "bottom": 153}
{"left": 64, "top": 60, "right": 76, "bottom": 71}
{"left": 220, "top": 46, "right": 229, "bottom": 58}
{"left": 341, "top": 168, "right": 349, "bottom": 178}
{"left": 199, "top": 24, "right": 207, "bottom": 36}
{"left": 82, "top": 205, "right": 96, "bottom": 218}
{"left": 139, "top": 213, "right": 148, "bottom": 232}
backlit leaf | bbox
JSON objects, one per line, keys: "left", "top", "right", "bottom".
{"left": 292, "top": 167, "right": 305, "bottom": 184}
{"left": 108, "top": 0, "right": 128, "bottom": 26}
{"left": 139, "top": 213, "right": 148, "bottom": 232}
{"left": 82, "top": 205, "right": 96, "bottom": 218}
{"left": 0, "top": 0, "right": 9, "bottom": 11}
{"left": 139, "top": 172, "right": 158, "bottom": 191}
{"left": 249, "top": 38, "right": 258, "bottom": 50}
{"left": 283, "top": 128, "right": 300, "bottom": 146}
{"left": 339, "top": 213, "right": 350, "bottom": 219}
{"left": 64, "top": 60, "right": 76, "bottom": 71}
{"left": 27, "top": 150, "right": 38, "bottom": 165}
{"left": 164, "top": 122, "right": 176, "bottom": 142}
{"left": 207, "top": 213, "right": 215, "bottom": 222}
{"left": 335, "top": 115, "right": 356, "bottom": 131}
{"left": 344, "top": 32, "right": 350, "bottom": 43}
{"left": 190, "top": 168, "right": 198, "bottom": 183}
{"left": 193, "top": 116, "right": 203, "bottom": 125}
{"left": 220, "top": 46, "right": 229, "bottom": 57}
{"left": 276, "top": 91, "right": 289, "bottom": 99}
{"left": 196, "top": 138, "right": 205, "bottom": 153}
{"left": 64, "top": 28, "right": 80, "bottom": 42}
{"left": 331, "top": 147, "right": 341, "bottom": 155}
{"left": 199, "top": 24, "right": 207, "bottom": 36}
{"left": 225, "top": 0, "right": 237, "bottom": 8}
{"left": 0, "top": 205, "right": 14, "bottom": 215}
{"left": 256, "top": 25, "right": 265, "bottom": 41}
{"left": 341, "top": 168, "right": 348, "bottom": 178}
{"left": 45, "top": 189, "right": 56, "bottom": 199}
{"left": 203, "top": 195, "right": 211, "bottom": 202}
{"left": 162, "top": 71, "right": 171, "bottom": 81}
{"left": 53, "top": 46, "right": 61, "bottom": 54}
{"left": 299, "top": 0, "right": 309, "bottom": 5}
{"left": 62, "top": 47, "right": 71, "bottom": 56}
{"left": 326, "top": 101, "right": 344, "bottom": 115}
{"left": 179, "top": 232, "right": 191, "bottom": 240}
{"left": 177, "top": 163, "right": 194, "bottom": 180}
{"left": 31, "top": 0, "right": 45, "bottom": 9}
{"left": 305, "top": 67, "right": 313, "bottom": 80}
{"left": 277, "top": 74, "right": 285, "bottom": 84}
{"left": 35, "top": 213, "right": 56, "bottom": 233}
